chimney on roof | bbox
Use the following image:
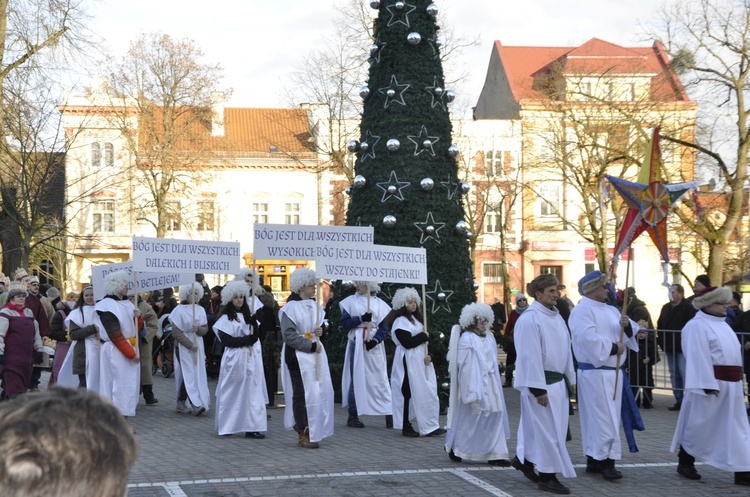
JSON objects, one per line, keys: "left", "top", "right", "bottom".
{"left": 211, "top": 91, "right": 225, "bottom": 137}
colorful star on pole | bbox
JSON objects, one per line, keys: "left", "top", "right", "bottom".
{"left": 605, "top": 127, "right": 697, "bottom": 267}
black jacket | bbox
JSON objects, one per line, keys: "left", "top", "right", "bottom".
{"left": 656, "top": 299, "right": 696, "bottom": 353}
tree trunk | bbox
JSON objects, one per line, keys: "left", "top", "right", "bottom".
{"left": 0, "top": 186, "right": 23, "bottom": 275}
{"left": 707, "top": 241, "right": 726, "bottom": 286}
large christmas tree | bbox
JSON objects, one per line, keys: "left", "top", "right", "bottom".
{"left": 329, "top": 0, "right": 475, "bottom": 406}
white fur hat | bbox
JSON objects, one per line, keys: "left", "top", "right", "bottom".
{"left": 290, "top": 268, "right": 316, "bottom": 293}
{"left": 459, "top": 302, "right": 494, "bottom": 329}
{"left": 392, "top": 287, "right": 421, "bottom": 310}
{"left": 102, "top": 270, "right": 130, "bottom": 297}
{"left": 234, "top": 267, "right": 262, "bottom": 294}
{"left": 353, "top": 281, "right": 381, "bottom": 293}
{"left": 178, "top": 282, "right": 205, "bottom": 303}
{"left": 220, "top": 280, "right": 250, "bottom": 306}
{"left": 692, "top": 286, "right": 733, "bottom": 310}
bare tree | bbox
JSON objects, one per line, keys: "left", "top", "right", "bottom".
{"left": 102, "top": 32, "right": 227, "bottom": 237}
{"left": 0, "top": 0, "right": 92, "bottom": 275}
{"left": 646, "top": 0, "right": 750, "bottom": 284}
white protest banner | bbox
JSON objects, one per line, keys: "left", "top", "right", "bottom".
{"left": 316, "top": 244, "right": 427, "bottom": 285}
{"left": 132, "top": 236, "right": 241, "bottom": 274}
{"left": 91, "top": 262, "right": 195, "bottom": 301}
{"left": 253, "top": 223, "right": 374, "bottom": 260}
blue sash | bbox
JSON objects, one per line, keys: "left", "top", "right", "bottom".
{"left": 578, "top": 362, "right": 645, "bottom": 453}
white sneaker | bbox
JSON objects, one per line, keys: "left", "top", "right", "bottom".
{"left": 176, "top": 400, "right": 193, "bottom": 414}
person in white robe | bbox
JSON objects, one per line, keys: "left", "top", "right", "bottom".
{"left": 670, "top": 285, "right": 750, "bottom": 486}
{"left": 386, "top": 287, "right": 444, "bottom": 438}
{"left": 61, "top": 286, "right": 101, "bottom": 391}
{"left": 95, "top": 271, "right": 140, "bottom": 422}
{"left": 569, "top": 270, "right": 642, "bottom": 481}
{"left": 212, "top": 281, "right": 268, "bottom": 438}
{"left": 513, "top": 274, "right": 576, "bottom": 495}
{"left": 170, "top": 282, "right": 211, "bottom": 416}
{"left": 340, "top": 280, "right": 392, "bottom": 429}
{"left": 445, "top": 302, "right": 510, "bottom": 466}
{"left": 280, "top": 268, "right": 334, "bottom": 448}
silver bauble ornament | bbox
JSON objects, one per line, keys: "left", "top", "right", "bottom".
{"left": 387, "top": 139, "right": 400, "bottom": 151}
{"left": 387, "top": 185, "right": 397, "bottom": 194}
{"left": 434, "top": 86, "right": 443, "bottom": 96}
{"left": 370, "top": 0, "right": 380, "bottom": 9}
{"left": 345, "top": 186, "right": 352, "bottom": 196}
{"left": 426, "top": 225, "right": 435, "bottom": 235}
{"left": 437, "top": 292, "right": 446, "bottom": 301}
{"left": 426, "top": 3, "right": 438, "bottom": 16}
{"left": 464, "top": 230, "right": 473, "bottom": 239}
{"left": 435, "top": 37, "right": 443, "bottom": 47}
{"left": 347, "top": 140, "right": 359, "bottom": 153}
{"left": 459, "top": 181, "right": 470, "bottom": 194}
{"left": 448, "top": 145, "right": 459, "bottom": 157}
{"left": 370, "top": 43, "right": 379, "bottom": 55}
{"left": 420, "top": 178, "right": 434, "bottom": 191}
{"left": 387, "top": 88, "right": 396, "bottom": 98}
{"left": 444, "top": 90, "right": 456, "bottom": 102}
{"left": 383, "top": 215, "right": 397, "bottom": 228}
{"left": 359, "top": 141, "right": 369, "bottom": 152}
{"left": 407, "top": 32, "right": 422, "bottom": 45}
{"left": 472, "top": 281, "right": 479, "bottom": 290}
{"left": 359, "top": 85, "right": 370, "bottom": 98}
{"left": 395, "top": 1, "right": 404, "bottom": 10}
{"left": 423, "top": 139, "right": 432, "bottom": 148}
{"left": 353, "top": 175, "right": 366, "bottom": 188}
{"left": 455, "top": 220, "right": 470, "bottom": 235}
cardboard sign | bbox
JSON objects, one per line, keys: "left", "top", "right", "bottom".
{"left": 253, "top": 223, "right": 374, "bottom": 260}
{"left": 132, "top": 236, "right": 241, "bottom": 274}
{"left": 316, "top": 244, "right": 427, "bottom": 284}
{"left": 91, "top": 261, "right": 194, "bottom": 301}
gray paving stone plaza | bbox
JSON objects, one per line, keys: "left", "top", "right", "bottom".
{"left": 100, "top": 368, "right": 750, "bottom": 497}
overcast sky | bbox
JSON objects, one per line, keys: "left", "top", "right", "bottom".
{"left": 83, "top": 0, "right": 666, "bottom": 113}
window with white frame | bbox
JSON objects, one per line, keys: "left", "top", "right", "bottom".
{"left": 197, "top": 201, "right": 215, "bottom": 231}
{"left": 536, "top": 131, "right": 557, "bottom": 163}
{"left": 482, "top": 263, "right": 504, "bottom": 283}
{"left": 484, "top": 150, "right": 504, "bottom": 176}
{"left": 285, "top": 202, "right": 300, "bottom": 225}
{"left": 91, "top": 142, "right": 114, "bottom": 167}
{"left": 253, "top": 202, "right": 269, "bottom": 224}
{"left": 537, "top": 183, "right": 561, "bottom": 217}
{"left": 166, "top": 201, "right": 181, "bottom": 231}
{"left": 91, "top": 143, "right": 101, "bottom": 168}
{"left": 484, "top": 203, "right": 502, "bottom": 233}
{"left": 104, "top": 143, "right": 114, "bottom": 167}
{"left": 92, "top": 200, "right": 115, "bottom": 233}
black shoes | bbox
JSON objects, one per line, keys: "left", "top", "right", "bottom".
{"left": 347, "top": 414, "right": 365, "bottom": 428}
{"left": 488, "top": 459, "right": 511, "bottom": 467}
{"left": 511, "top": 455, "right": 539, "bottom": 483}
{"left": 385, "top": 415, "right": 393, "bottom": 428}
{"left": 426, "top": 427, "right": 446, "bottom": 437}
{"left": 402, "top": 423, "right": 419, "bottom": 437}
{"left": 677, "top": 464, "right": 701, "bottom": 480}
{"left": 245, "top": 431, "right": 266, "bottom": 439}
{"left": 668, "top": 402, "right": 682, "bottom": 411}
{"left": 538, "top": 477, "right": 570, "bottom": 495}
{"left": 585, "top": 456, "right": 602, "bottom": 474}
{"left": 448, "top": 449, "right": 462, "bottom": 462}
{"left": 735, "top": 471, "right": 750, "bottom": 485}
{"left": 601, "top": 464, "right": 623, "bottom": 481}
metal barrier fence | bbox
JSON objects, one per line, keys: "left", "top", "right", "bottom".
{"left": 623, "top": 329, "right": 750, "bottom": 398}
{"left": 496, "top": 329, "right": 750, "bottom": 398}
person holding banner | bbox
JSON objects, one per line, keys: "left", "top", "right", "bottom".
{"left": 445, "top": 302, "right": 510, "bottom": 467}
{"left": 212, "top": 281, "right": 267, "bottom": 438}
{"left": 280, "top": 268, "right": 334, "bottom": 449}
{"left": 96, "top": 270, "right": 141, "bottom": 422}
{"left": 511, "top": 274, "right": 576, "bottom": 495}
{"left": 129, "top": 294, "right": 159, "bottom": 406}
{"left": 386, "top": 287, "right": 444, "bottom": 438}
{"left": 65, "top": 286, "right": 102, "bottom": 391}
{"left": 340, "top": 281, "right": 393, "bottom": 429}
{"left": 569, "top": 270, "right": 642, "bottom": 481}
{"left": 169, "top": 283, "right": 211, "bottom": 416}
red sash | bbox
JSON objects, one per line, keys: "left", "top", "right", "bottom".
{"left": 713, "top": 365, "right": 743, "bottom": 382}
